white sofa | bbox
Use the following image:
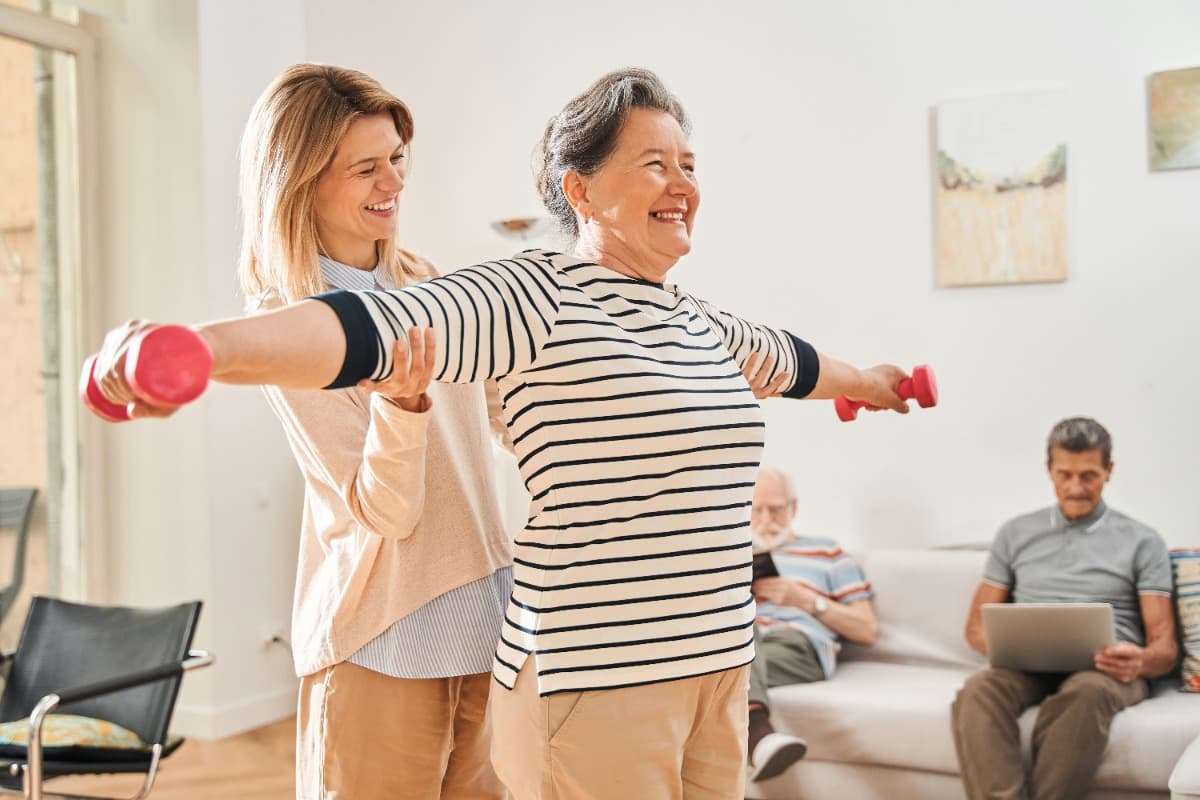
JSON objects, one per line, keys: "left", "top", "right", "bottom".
{"left": 1172, "top": 734, "right": 1200, "bottom": 800}
{"left": 748, "top": 548, "right": 1200, "bottom": 800}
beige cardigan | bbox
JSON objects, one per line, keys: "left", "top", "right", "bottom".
{"left": 260, "top": 290, "right": 513, "bottom": 678}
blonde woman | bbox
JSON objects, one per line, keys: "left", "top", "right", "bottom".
{"left": 239, "top": 64, "right": 510, "bottom": 798}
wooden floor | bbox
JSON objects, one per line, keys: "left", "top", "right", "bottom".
{"left": 47, "top": 717, "right": 295, "bottom": 799}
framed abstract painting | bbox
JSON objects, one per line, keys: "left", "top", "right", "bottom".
{"left": 935, "top": 90, "right": 1071, "bottom": 287}
{"left": 1149, "top": 66, "right": 1200, "bottom": 171}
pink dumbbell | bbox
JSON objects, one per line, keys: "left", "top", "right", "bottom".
{"left": 834, "top": 364, "right": 938, "bottom": 422}
{"left": 80, "top": 325, "right": 213, "bottom": 422}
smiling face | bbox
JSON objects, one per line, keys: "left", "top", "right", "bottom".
{"left": 314, "top": 113, "right": 407, "bottom": 268}
{"left": 567, "top": 108, "right": 699, "bottom": 281}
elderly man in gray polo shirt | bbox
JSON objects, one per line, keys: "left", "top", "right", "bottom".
{"left": 951, "top": 417, "right": 1177, "bottom": 800}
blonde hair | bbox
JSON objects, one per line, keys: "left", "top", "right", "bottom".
{"left": 238, "top": 63, "right": 416, "bottom": 306}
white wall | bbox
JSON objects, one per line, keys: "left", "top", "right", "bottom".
{"left": 192, "top": 0, "right": 308, "bottom": 737}
{"left": 87, "top": 0, "right": 216, "bottom": 732}
{"left": 88, "top": 0, "right": 305, "bottom": 737}
{"left": 302, "top": 0, "right": 1200, "bottom": 550}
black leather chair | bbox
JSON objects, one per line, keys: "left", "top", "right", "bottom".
{"left": 0, "top": 489, "right": 37, "bottom": 625}
{"left": 0, "top": 596, "right": 212, "bottom": 800}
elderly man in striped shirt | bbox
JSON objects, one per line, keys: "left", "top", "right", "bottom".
{"left": 746, "top": 465, "right": 881, "bottom": 781}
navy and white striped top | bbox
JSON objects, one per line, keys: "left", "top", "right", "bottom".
{"left": 315, "top": 249, "right": 819, "bottom": 695}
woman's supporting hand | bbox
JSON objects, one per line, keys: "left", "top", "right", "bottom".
{"left": 741, "top": 352, "right": 790, "bottom": 400}
{"left": 360, "top": 327, "right": 436, "bottom": 413}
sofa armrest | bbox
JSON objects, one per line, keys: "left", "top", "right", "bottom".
{"left": 1172, "top": 731, "right": 1200, "bottom": 800}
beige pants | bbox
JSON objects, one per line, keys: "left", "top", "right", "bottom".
{"left": 489, "top": 662, "right": 750, "bottom": 800}
{"left": 297, "top": 661, "right": 505, "bottom": 799}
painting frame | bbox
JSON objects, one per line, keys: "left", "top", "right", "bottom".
{"left": 1149, "top": 66, "right": 1200, "bottom": 172}
{"left": 934, "top": 89, "right": 1073, "bottom": 288}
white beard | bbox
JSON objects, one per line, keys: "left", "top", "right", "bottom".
{"left": 751, "top": 520, "right": 796, "bottom": 554}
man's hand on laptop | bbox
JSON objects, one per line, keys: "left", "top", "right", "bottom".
{"left": 753, "top": 577, "right": 822, "bottom": 614}
{"left": 1094, "top": 642, "right": 1144, "bottom": 684}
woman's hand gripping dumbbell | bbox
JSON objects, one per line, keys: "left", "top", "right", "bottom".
{"left": 80, "top": 323, "right": 213, "bottom": 421}
{"left": 834, "top": 364, "right": 938, "bottom": 422}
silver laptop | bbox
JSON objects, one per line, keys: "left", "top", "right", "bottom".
{"left": 982, "top": 603, "right": 1115, "bottom": 673}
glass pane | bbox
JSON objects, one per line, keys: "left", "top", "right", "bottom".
{"left": 0, "top": 30, "right": 52, "bottom": 647}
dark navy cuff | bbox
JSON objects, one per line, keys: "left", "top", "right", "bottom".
{"left": 312, "top": 290, "right": 381, "bottom": 389}
{"left": 783, "top": 332, "right": 820, "bottom": 399}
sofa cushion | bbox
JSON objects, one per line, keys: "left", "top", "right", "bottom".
{"left": 1172, "top": 549, "right": 1200, "bottom": 692}
{"left": 767, "top": 663, "right": 1200, "bottom": 791}
{"left": 839, "top": 549, "right": 988, "bottom": 669}
{"left": 767, "top": 661, "right": 972, "bottom": 774}
{"left": 1170, "top": 732, "right": 1200, "bottom": 798}
{"left": 0, "top": 713, "right": 181, "bottom": 763}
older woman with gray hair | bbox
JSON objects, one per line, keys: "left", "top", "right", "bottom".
{"left": 90, "top": 67, "right": 913, "bottom": 798}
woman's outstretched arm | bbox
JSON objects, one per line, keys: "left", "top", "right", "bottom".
{"left": 93, "top": 252, "right": 562, "bottom": 418}
{"left": 200, "top": 299, "right": 347, "bottom": 387}
{"left": 93, "top": 300, "right": 349, "bottom": 419}
{"left": 689, "top": 296, "right": 908, "bottom": 412}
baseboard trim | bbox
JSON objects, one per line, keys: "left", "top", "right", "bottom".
{"left": 173, "top": 681, "right": 297, "bottom": 740}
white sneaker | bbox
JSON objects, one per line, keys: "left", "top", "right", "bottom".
{"left": 749, "top": 732, "right": 808, "bottom": 782}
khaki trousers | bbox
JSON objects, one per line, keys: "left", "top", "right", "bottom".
{"left": 297, "top": 661, "right": 505, "bottom": 799}
{"left": 951, "top": 668, "right": 1149, "bottom": 800}
{"left": 747, "top": 626, "right": 825, "bottom": 710}
{"left": 489, "top": 662, "right": 750, "bottom": 800}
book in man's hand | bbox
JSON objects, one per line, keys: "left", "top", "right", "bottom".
{"left": 752, "top": 551, "right": 780, "bottom": 582}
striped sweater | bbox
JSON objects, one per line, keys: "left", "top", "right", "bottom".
{"left": 315, "top": 249, "right": 820, "bottom": 695}
{"left": 755, "top": 536, "right": 874, "bottom": 678}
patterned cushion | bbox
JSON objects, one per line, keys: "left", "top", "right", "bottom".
{"left": 1173, "top": 548, "right": 1200, "bottom": 692}
{"left": 0, "top": 714, "right": 179, "bottom": 763}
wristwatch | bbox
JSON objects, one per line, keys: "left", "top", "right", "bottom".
{"left": 813, "top": 596, "right": 828, "bottom": 617}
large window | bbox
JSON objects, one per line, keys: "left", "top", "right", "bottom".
{"left": 0, "top": 1, "right": 91, "bottom": 644}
